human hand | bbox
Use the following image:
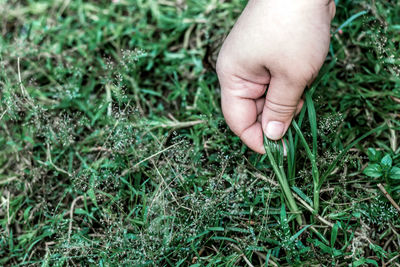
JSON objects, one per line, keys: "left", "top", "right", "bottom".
{"left": 216, "top": 0, "right": 336, "bottom": 154}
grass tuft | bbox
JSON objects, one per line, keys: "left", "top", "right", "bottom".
{"left": 1, "top": 0, "right": 400, "bottom": 265}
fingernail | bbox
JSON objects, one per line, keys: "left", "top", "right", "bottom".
{"left": 265, "top": 121, "right": 284, "bottom": 140}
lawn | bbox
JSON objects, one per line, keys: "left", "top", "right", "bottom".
{"left": 1, "top": 0, "right": 400, "bottom": 266}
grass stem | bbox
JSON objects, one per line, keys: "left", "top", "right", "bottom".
{"left": 292, "top": 121, "right": 320, "bottom": 212}
{"left": 263, "top": 135, "right": 303, "bottom": 225}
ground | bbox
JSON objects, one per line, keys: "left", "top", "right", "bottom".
{"left": 1, "top": 0, "right": 400, "bottom": 266}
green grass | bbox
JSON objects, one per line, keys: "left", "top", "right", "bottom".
{"left": 1, "top": 0, "right": 400, "bottom": 265}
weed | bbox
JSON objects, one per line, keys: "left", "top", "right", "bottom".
{"left": 1, "top": 0, "right": 399, "bottom": 266}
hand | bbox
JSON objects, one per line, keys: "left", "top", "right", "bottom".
{"left": 216, "top": 0, "right": 336, "bottom": 154}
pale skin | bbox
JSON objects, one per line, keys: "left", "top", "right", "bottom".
{"left": 216, "top": 0, "right": 336, "bottom": 154}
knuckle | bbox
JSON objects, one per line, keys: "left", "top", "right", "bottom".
{"left": 283, "top": 64, "right": 319, "bottom": 87}
{"left": 215, "top": 57, "right": 224, "bottom": 75}
{"left": 264, "top": 99, "right": 297, "bottom": 117}
{"left": 216, "top": 51, "right": 230, "bottom": 77}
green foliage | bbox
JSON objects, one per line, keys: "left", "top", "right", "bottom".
{"left": 357, "top": 197, "right": 399, "bottom": 225}
{"left": 364, "top": 148, "right": 400, "bottom": 192}
{"left": 271, "top": 204, "right": 311, "bottom": 264}
{"left": 1, "top": 0, "right": 400, "bottom": 266}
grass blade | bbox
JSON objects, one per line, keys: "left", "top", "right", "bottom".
{"left": 264, "top": 135, "right": 303, "bottom": 225}
{"left": 292, "top": 121, "right": 320, "bottom": 212}
{"left": 291, "top": 186, "right": 313, "bottom": 207}
{"left": 290, "top": 224, "right": 311, "bottom": 243}
{"left": 286, "top": 129, "right": 296, "bottom": 183}
{"left": 334, "top": 10, "right": 368, "bottom": 34}
{"left": 331, "top": 222, "right": 339, "bottom": 248}
{"left": 305, "top": 92, "right": 318, "bottom": 157}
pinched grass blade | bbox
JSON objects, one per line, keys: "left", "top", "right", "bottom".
{"left": 263, "top": 135, "right": 303, "bottom": 225}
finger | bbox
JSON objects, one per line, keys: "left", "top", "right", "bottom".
{"left": 329, "top": 0, "right": 336, "bottom": 20}
{"left": 221, "top": 87, "right": 266, "bottom": 154}
{"left": 259, "top": 98, "right": 302, "bottom": 122}
{"left": 261, "top": 76, "right": 306, "bottom": 140}
{"left": 259, "top": 99, "right": 302, "bottom": 127}
{"left": 295, "top": 99, "right": 304, "bottom": 115}
{"left": 216, "top": 49, "right": 272, "bottom": 153}
{"left": 256, "top": 97, "right": 265, "bottom": 115}
{"left": 218, "top": 69, "right": 270, "bottom": 153}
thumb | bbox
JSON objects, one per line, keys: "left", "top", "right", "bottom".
{"left": 261, "top": 77, "right": 305, "bottom": 140}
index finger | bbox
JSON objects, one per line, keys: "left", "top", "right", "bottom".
{"left": 218, "top": 72, "right": 269, "bottom": 154}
